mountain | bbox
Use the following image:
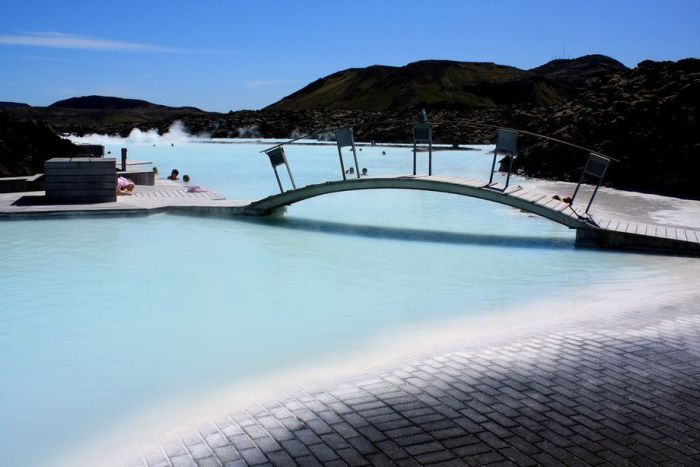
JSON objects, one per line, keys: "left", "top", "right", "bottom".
{"left": 531, "top": 54, "right": 628, "bottom": 85}
{"left": 266, "top": 55, "right": 627, "bottom": 111}
{"left": 516, "top": 58, "right": 700, "bottom": 197}
{"left": 4, "top": 96, "right": 208, "bottom": 136}
{"left": 0, "top": 101, "right": 31, "bottom": 108}
{"left": 49, "top": 95, "right": 202, "bottom": 112}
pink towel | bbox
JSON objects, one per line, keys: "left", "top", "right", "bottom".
{"left": 187, "top": 185, "right": 207, "bottom": 193}
{"left": 117, "top": 176, "right": 134, "bottom": 189}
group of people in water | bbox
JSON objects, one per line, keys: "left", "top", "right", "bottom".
{"left": 119, "top": 154, "right": 380, "bottom": 196}
{"left": 162, "top": 168, "right": 189, "bottom": 182}
{"left": 117, "top": 167, "right": 193, "bottom": 196}
{"left": 345, "top": 167, "right": 368, "bottom": 176}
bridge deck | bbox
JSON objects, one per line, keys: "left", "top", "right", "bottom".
{"left": 1, "top": 176, "right": 699, "bottom": 256}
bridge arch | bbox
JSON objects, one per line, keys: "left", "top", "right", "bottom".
{"left": 247, "top": 176, "right": 589, "bottom": 230}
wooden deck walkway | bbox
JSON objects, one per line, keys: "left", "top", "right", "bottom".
{"left": 1, "top": 176, "right": 699, "bottom": 256}
{"left": 0, "top": 180, "right": 250, "bottom": 219}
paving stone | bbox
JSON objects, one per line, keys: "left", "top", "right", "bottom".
{"left": 169, "top": 454, "right": 197, "bottom": 467}
{"left": 354, "top": 425, "right": 383, "bottom": 442}
{"left": 414, "top": 449, "right": 457, "bottom": 464}
{"left": 294, "top": 428, "right": 322, "bottom": 445}
{"left": 230, "top": 435, "right": 255, "bottom": 451}
{"left": 375, "top": 439, "right": 410, "bottom": 460}
{"left": 265, "top": 449, "right": 296, "bottom": 466}
{"left": 254, "top": 435, "right": 282, "bottom": 453}
{"left": 308, "top": 442, "right": 339, "bottom": 462}
{"left": 331, "top": 422, "right": 358, "bottom": 438}
{"left": 320, "top": 432, "right": 350, "bottom": 450}
{"left": 365, "top": 452, "right": 396, "bottom": 465}
{"left": 336, "top": 447, "right": 369, "bottom": 465}
{"left": 293, "top": 455, "right": 322, "bottom": 467}
{"left": 279, "top": 439, "right": 311, "bottom": 457}
{"left": 451, "top": 442, "right": 491, "bottom": 457}
{"left": 347, "top": 435, "right": 378, "bottom": 455}
{"left": 404, "top": 440, "right": 445, "bottom": 456}
{"left": 237, "top": 447, "right": 267, "bottom": 465}
{"left": 187, "top": 443, "right": 213, "bottom": 460}
{"left": 212, "top": 446, "right": 239, "bottom": 463}
{"left": 194, "top": 457, "right": 220, "bottom": 467}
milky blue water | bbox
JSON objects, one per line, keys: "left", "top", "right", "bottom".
{"left": 0, "top": 141, "right": 681, "bottom": 466}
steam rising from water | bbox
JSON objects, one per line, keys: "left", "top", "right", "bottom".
{"left": 236, "top": 124, "right": 261, "bottom": 138}
{"left": 70, "top": 120, "right": 202, "bottom": 145}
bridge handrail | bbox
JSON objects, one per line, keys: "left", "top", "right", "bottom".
{"left": 259, "top": 117, "right": 621, "bottom": 165}
{"left": 454, "top": 120, "right": 620, "bottom": 162}
{"left": 259, "top": 126, "right": 344, "bottom": 154}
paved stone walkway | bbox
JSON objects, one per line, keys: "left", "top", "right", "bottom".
{"left": 131, "top": 312, "right": 700, "bottom": 466}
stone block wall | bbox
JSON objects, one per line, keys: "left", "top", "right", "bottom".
{"left": 44, "top": 157, "right": 116, "bottom": 203}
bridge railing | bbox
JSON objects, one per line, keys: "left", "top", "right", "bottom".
{"left": 260, "top": 115, "right": 618, "bottom": 216}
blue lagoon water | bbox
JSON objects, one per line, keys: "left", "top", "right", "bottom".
{"left": 0, "top": 141, "right": 690, "bottom": 465}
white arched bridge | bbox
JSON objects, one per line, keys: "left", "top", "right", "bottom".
{"left": 241, "top": 174, "right": 700, "bottom": 256}
{"left": 248, "top": 175, "right": 588, "bottom": 229}
{"left": 241, "top": 124, "right": 700, "bottom": 256}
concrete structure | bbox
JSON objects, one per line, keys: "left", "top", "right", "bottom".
{"left": 119, "top": 170, "right": 155, "bottom": 186}
{"left": 44, "top": 157, "right": 117, "bottom": 203}
{"left": 0, "top": 176, "right": 31, "bottom": 194}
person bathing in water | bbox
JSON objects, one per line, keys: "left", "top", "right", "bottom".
{"left": 167, "top": 169, "right": 179, "bottom": 180}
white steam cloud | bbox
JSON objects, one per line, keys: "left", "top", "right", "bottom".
{"left": 236, "top": 124, "right": 261, "bottom": 138}
{"left": 70, "top": 120, "right": 203, "bottom": 145}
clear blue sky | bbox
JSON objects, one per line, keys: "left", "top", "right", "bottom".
{"left": 1, "top": 0, "right": 698, "bottom": 112}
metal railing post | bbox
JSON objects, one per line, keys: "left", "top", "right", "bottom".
{"left": 490, "top": 129, "right": 518, "bottom": 190}
{"left": 337, "top": 145, "right": 347, "bottom": 181}
{"left": 572, "top": 153, "right": 611, "bottom": 214}
{"left": 428, "top": 140, "right": 433, "bottom": 176}
{"left": 412, "top": 142, "right": 417, "bottom": 175}
{"left": 335, "top": 128, "right": 359, "bottom": 180}
{"left": 272, "top": 166, "right": 284, "bottom": 193}
{"left": 488, "top": 153, "right": 497, "bottom": 184}
{"left": 351, "top": 142, "right": 360, "bottom": 179}
{"left": 263, "top": 147, "right": 296, "bottom": 193}
{"left": 413, "top": 120, "right": 432, "bottom": 176}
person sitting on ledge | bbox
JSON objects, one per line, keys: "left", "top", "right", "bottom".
{"left": 117, "top": 176, "right": 135, "bottom": 195}
{"left": 167, "top": 169, "right": 179, "bottom": 180}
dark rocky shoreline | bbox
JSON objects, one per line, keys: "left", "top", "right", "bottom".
{"left": 2, "top": 57, "right": 698, "bottom": 198}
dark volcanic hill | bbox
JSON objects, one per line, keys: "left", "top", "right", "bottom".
{"left": 50, "top": 95, "right": 155, "bottom": 110}
{"left": 0, "top": 101, "right": 31, "bottom": 108}
{"left": 516, "top": 58, "right": 700, "bottom": 197}
{"left": 267, "top": 55, "right": 627, "bottom": 111}
{"left": 49, "top": 95, "right": 202, "bottom": 112}
{"left": 5, "top": 96, "right": 207, "bottom": 136}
